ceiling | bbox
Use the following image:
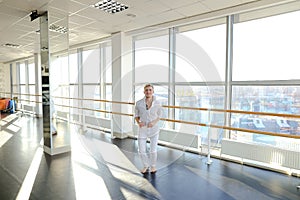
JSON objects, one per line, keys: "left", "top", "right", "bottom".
{"left": 0, "top": 0, "right": 292, "bottom": 63}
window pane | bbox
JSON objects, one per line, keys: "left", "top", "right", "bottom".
{"left": 104, "top": 45, "right": 112, "bottom": 83}
{"left": 175, "top": 85, "right": 225, "bottom": 127}
{"left": 135, "top": 34, "right": 169, "bottom": 83}
{"left": 233, "top": 10, "right": 300, "bottom": 81}
{"left": 172, "top": 85, "right": 225, "bottom": 146}
{"left": 231, "top": 85, "right": 300, "bottom": 144}
{"left": 69, "top": 53, "right": 78, "bottom": 84}
{"left": 29, "top": 85, "right": 35, "bottom": 105}
{"left": 19, "top": 63, "right": 26, "bottom": 84}
{"left": 11, "top": 63, "right": 17, "bottom": 85}
{"left": 28, "top": 62, "right": 35, "bottom": 84}
{"left": 20, "top": 86, "right": 27, "bottom": 104}
{"left": 105, "top": 85, "right": 112, "bottom": 118}
{"left": 83, "top": 85, "right": 99, "bottom": 116}
{"left": 177, "top": 23, "right": 226, "bottom": 82}
{"left": 82, "top": 47, "right": 100, "bottom": 84}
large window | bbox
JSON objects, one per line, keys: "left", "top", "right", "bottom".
{"left": 232, "top": 10, "right": 300, "bottom": 146}
{"left": 79, "top": 42, "right": 112, "bottom": 118}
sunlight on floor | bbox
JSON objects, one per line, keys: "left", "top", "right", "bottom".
{"left": 6, "top": 123, "right": 21, "bottom": 132}
{"left": 0, "top": 130, "right": 13, "bottom": 148}
{"left": 16, "top": 146, "right": 43, "bottom": 200}
{"left": 71, "top": 128, "right": 162, "bottom": 199}
{"left": 71, "top": 132, "right": 112, "bottom": 200}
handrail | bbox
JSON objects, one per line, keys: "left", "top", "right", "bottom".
{"left": 0, "top": 92, "right": 42, "bottom": 97}
{"left": 54, "top": 103, "right": 134, "bottom": 117}
{"left": 163, "top": 105, "right": 300, "bottom": 119}
{"left": 161, "top": 118, "right": 300, "bottom": 139}
{"left": 2, "top": 92, "right": 300, "bottom": 140}
{"left": 16, "top": 98, "right": 42, "bottom": 104}
{"left": 52, "top": 95, "right": 134, "bottom": 105}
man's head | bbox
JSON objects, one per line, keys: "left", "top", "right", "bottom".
{"left": 144, "top": 83, "right": 154, "bottom": 98}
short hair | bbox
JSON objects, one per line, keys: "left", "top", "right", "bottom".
{"left": 144, "top": 83, "right": 154, "bottom": 90}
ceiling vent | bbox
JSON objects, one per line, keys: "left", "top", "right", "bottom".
{"left": 2, "top": 43, "right": 21, "bottom": 48}
{"left": 49, "top": 24, "right": 68, "bottom": 34}
{"left": 92, "top": 0, "right": 129, "bottom": 14}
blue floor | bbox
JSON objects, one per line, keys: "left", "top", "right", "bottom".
{"left": 0, "top": 113, "right": 299, "bottom": 200}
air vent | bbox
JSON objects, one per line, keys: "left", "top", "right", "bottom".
{"left": 2, "top": 43, "right": 21, "bottom": 48}
{"left": 49, "top": 24, "right": 68, "bottom": 34}
{"left": 92, "top": 0, "right": 129, "bottom": 14}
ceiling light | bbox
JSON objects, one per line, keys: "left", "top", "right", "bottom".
{"left": 49, "top": 24, "right": 68, "bottom": 34}
{"left": 2, "top": 43, "right": 21, "bottom": 48}
{"left": 92, "top": 0, "right": 129, "bottom": 14}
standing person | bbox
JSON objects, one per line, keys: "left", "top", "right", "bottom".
{"left": 135, "top": 84, "right": 163, "bottom": 174}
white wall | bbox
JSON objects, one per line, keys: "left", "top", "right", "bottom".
{"left": 0, "top": 63, "right": 11, "bottom": 96}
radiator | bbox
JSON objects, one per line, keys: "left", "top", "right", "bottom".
{"left": 221, "top": 139, "right": 300, "bottom": 170}
{"left": 23, "top": 104, "right": 35, "bottom": 113}
{"left": 85, "top": 115, "right": 111, "bottom": 130}
{"left": 159, "top": 128, "right": 200, "bottom": 149}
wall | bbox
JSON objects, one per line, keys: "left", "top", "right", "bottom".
{"left": 0, "top": 63, "right": 11, "bottom": 96}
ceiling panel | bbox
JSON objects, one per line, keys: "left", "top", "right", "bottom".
{"left": 154, "top": 10, "right": 186, "bottom": 24}
{"left": 202, "top": 0, "right": 244, "bottom": 11}
{"left": 136, "top": 1, "right": 171, "bottom": 16}
{"left": 0, "top": 13, "right": 21, "bottom": 31}
{"left": 48, "top": 0, "right": 86, "bottom": 14}
{"left": 70, "top": 0, "right": 99, "bottom": 6}
{"left": 157, "top": 0, "right": 199, "bottom": 9}
{"left": 3, "top": 0, "right": 50, "bottom": 12}
{"left": 70, "top": 14, "right": 96, "bottom": 25}
{"left": 0, "top": 4, "right": 28, "bottom": 18}
{"left": 175, "top": 2, "right": 210, "bottom": 17}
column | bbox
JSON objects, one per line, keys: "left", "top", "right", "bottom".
{"left": 111, "top": 32, "right": 133, "bottom": 139}
{"left": 40, "top": 11, "right": 71, "bottom": 155}
{"left": 39, "top": 12, "right": 52, "bottom": 151}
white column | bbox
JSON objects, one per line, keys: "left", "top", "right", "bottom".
{"left": 111, "top": 32, "right": 133, "bottom": 139}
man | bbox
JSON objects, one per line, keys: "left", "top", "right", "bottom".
{"left": 135, "top": 84, "right": 162, "bottom": 174}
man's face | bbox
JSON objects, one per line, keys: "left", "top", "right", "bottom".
{"left": 144, "top": 86, "right": 154, "bottom": 98}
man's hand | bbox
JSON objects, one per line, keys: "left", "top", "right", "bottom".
{"left": 147, "top": 122, "right": 154, "bottom": 128}
{"left": 138, "top": 122, "right": 145, "bottom": 128}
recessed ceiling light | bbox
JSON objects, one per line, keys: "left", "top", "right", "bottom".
{"left": 2, "top": 43, "right": 21, "bottom": 48}
{"left": 49, "top": 24, "right": 68, "bottom": 34}
{"left": 92, "top": 0, "right": 129, "bottom": 14}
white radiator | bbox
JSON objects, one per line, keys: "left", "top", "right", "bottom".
{"left": 159, "top": 128, "right": 200, "bottom": 149}
{"left": 19, "top": 104, "right": 36, "bottom": 113}
{"left": 85, "top": 115, "right": 111, "bottom": 130}
{"left": 221, "top": 139, "right": 300, "bottom": 170}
